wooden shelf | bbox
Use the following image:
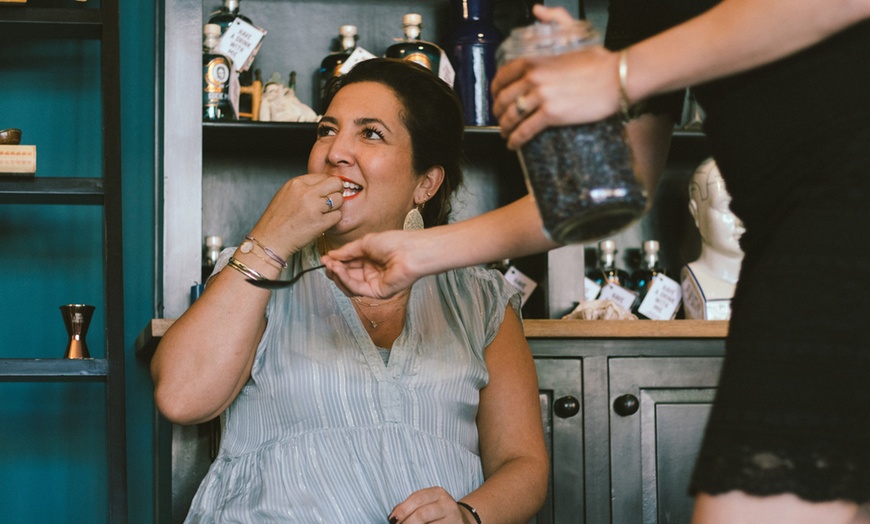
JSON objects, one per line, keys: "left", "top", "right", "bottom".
{"left": 0, "top": 177, "right": 104, "bottom": 204}
{"left": 0, "top": 358, "right": 109, "bottom": 382}
{"left": 136, "top": 318, "right": 728, "bottom": 362}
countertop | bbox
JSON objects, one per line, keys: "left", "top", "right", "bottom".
{"left": 136, "top": 319, "right": 727, "bottom": 360}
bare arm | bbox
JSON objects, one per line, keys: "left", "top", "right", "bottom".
{"left": 494, "top": 1, "right": 870, "bottom": 149}
{"left": 152, "top": 174, "right": 344, "bottom": 424}
{"left": 324, "top": 196, "right": 559, "bottom": 299}
{"left": 389, "top": 307, "right": 549, "bottom": 523}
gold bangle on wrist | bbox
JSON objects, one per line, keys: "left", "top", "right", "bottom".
{"left": 618, "top": 49, "right": 632, "bottom": 121}
{"left": 227, "top": 256, "right": 267, "bottom": 281}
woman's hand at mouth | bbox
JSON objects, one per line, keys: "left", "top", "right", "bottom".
{"left": 249, "top": 173, "right": 346, "bottom": 260}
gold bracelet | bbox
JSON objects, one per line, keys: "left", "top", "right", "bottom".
{"left": 244, "top": 235, "right": 288, "bottom": 269}
{"left": 238, "top": 241, "right": 283, "bottom": 269}
{"left": 227, "top": 256, "right": 267, "bottom": 281}
{"left": 618, "top": 49, "right": 632, "bottom": 121}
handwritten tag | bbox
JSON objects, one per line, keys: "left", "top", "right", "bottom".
{"left": 638, "top": 274, "right": 682, "bottom": 320}
{"left": 338, "top": 47, "right": 378, "bottom": 75}
{"left": 504, "top": 266, "right": 537, "bottom": 306}
{"left": 583, "top": 277, "right": 601, "bottom": 302}
{"left": 216, "top": 18, "right": 267, "bottom": 73}
{"left": 598, "top": 283, "right": 637, "bottom": 312}
{"left": 705, "top": 299, "right": 732, "bottom": 320}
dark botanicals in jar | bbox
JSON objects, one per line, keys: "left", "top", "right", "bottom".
{"left": 497, "top": 21, "right": 648, "bottom": 243}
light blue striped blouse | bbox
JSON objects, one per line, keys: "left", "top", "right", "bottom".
{"left": 185, "top": 242, "right": 522, "bottom": 523}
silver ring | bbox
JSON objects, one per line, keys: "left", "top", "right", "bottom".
{"left": 324, "top": 196, "right": 334, "bottom": 211}
{"left": 515, "top": 95, "right": 528, "bottom": 117}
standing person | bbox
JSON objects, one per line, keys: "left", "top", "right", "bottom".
{"left": 324, "top": 3, "right": 870, "bottom": 523}
{"left": 152, "top": 58, "right": 548, "bottom": 523}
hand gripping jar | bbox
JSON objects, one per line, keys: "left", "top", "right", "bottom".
{"left": 497, "top": 21, "right": 648, "bottom": 243}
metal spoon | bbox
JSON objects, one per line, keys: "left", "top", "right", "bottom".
{"left": 246, "top": 264, "right": 326, "bottom": 289}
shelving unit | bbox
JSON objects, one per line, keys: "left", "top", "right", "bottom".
{"left": 0, "top": 1, "right": 127, "bottom": 522}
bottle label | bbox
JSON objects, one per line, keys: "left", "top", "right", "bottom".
{"left": 583, "top": 277, "right": 601, "bottom": 302}
{"left": 598, "top": 283, "right": 637, "bottom": 312}
{"left": 338, "top": 47, "right": 378, "bottom": 75}
{"left": 404, "top": 52, "right": 432, "bottom": 70}
{"left": 215, "top": 18, "right": 267, "bottom": 73}
{"left": 204, "top": 57, "right": 231, "bottom": 107}
{"left": 637, "top": 274, "right": 682, "bottom": 320}
{"left": 503, "top": 266, "right": 537, "bottom": 306}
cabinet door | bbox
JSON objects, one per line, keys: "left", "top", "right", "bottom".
{"left": 534, "top": 358, "right": 584, "bottom": 524}
{"left": 609, "top": 357, "right": 723, "bottom": 524}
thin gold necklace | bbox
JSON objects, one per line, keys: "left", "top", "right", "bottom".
{"left": 351, "top": 288, "right": 409, "bottom": 308}
{"left": 352, "top": 290, "right": 410, "bottom": 330}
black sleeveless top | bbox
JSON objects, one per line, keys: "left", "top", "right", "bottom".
{"left": 607, "top": 2, "right": 870, "bottom": 503}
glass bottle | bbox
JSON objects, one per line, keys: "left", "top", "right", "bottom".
{"left": 385, "top": 13, "right": 442, "bottom": 74}
{"left": 630, "top": 240, "right": 666, "bottom": 317}
{"left": 202, "top": 235, "right": 223, "bottom": 284}
{"left": 207, "top": 0, "right": 255, "bottom": 103}
{"left": 586, "top": 240, "right": 629, "bottom": 288}
{"left": 497, "top": 21, "right": 648, "bottom": 243}
{"left": 207, "top": 0, "right": 252, "bottom": 33}
{"left": 445, "top": 0, "right": 503, "bottom": 126}
{"left": 202, "top": 24, "right": 236, "bottom": 121}
{"left": 318, "top": 25, "right": 358, "bottom": 112}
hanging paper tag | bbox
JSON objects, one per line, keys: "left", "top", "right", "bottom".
{"left": 598, "top": 282, "right": 637, "bottom": 312}
{"left": 216, "top": 18, "right": 267, "bottom": 73}
{"left": 338, "top": 47, "right": 378, "bottom": 75}
{"left": 504, "top": 266, "right": 537, "bottom": 306}
{"left": 705, "top": 299, "right": 732, "bottom": 320}
{"left": 583, "top": 277, "right": 601, "bottom": 302}
{"left": 438, "top": 50, "right": 455, "bottom": 88}
{"left": 638, "top": 274, "right": 682, "bottom": 320}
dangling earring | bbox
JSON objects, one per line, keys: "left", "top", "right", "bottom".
{"left": 403, "top": 205, "right": 424, "bottom": 231}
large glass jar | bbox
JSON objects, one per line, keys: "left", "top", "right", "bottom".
{"left": 497, "top": 21, "right": 648, "bottom": 243}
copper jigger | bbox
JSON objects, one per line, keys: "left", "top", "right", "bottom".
{"left": 60, "top": 304, "right": 95, "bottom": 359}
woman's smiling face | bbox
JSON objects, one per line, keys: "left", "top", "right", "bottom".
{"left": 309, "top": 81, "right": 427, "bottom": 243}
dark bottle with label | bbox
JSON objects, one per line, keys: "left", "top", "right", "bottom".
{"left": 629, "top": 240, "right": 666, "bottom": 317}
{"left": 586, "top": 239, "right": 629, "bottom": 288}
{"left": 385, "top": 13, "right": 442, "bottom": 74}
{"left": 445, "top": 0, "right": 502, "bottom": 126}
{"left": 208, "top": 0, "right": 255, "bottom": 111}
{"left": 318, "top": 25, "right": 358, "bottom": 112}
{"left": 202, "top": 24, "right": 236, "bottom": 121}
{"left": 207, "top": 0, "right": 252, "bottom": 33}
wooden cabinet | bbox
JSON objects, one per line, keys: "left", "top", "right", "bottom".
{"left": 0, "top": 1, "right": 127, "bottom": 521}
{"left": 528, "top": 320, "right": 726, "bottom": 524}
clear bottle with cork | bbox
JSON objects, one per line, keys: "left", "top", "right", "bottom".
{"left": 318, "top": 25, "right": 359, "bottom": 112}
{"left": 202, "top": 23, "right": 236, "bottom": 121}
{"left": 630, "top": 240, "right": 666, "bottom": 317}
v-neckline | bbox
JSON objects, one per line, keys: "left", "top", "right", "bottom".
{"left": 307, "top": 244, "right": 413, "bottom": 376}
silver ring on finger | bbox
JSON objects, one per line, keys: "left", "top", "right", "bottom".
{"left": 515, "top": 95, "right": 528, "bottom": 117}
{"left": 324, "top": 195, "right": 334, "bottom": 212}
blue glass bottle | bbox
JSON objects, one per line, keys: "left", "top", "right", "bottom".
{"left": 445, "top": 0, "right": 502, "bottom": 126}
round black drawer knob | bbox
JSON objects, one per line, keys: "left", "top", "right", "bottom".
{"left": 553, "top": 395, "right": 581, "bottom": 418}
{"left": 613, "top": 394, "right": 639, "bottom": 416}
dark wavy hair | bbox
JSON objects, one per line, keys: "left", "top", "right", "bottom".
{"left": 322, "top": 58, "right": 465, "bottom": 227}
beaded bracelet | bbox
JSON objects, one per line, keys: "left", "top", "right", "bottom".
{"left": 457, "top": 501, "right": 481, "bottom": 524}
{"left": 227, "top": 257, "right": 267, "bottom": 281}
{"left": 244, "top": 235, "right": 288, "bottom": 269}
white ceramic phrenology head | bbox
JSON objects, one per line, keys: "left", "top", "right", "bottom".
{"left": 688, "top": 158, "right": 745, "bottom": 258}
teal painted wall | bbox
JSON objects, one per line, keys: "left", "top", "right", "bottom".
{"left": 0, "top": 1, "right": 156, "bottom": 522}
